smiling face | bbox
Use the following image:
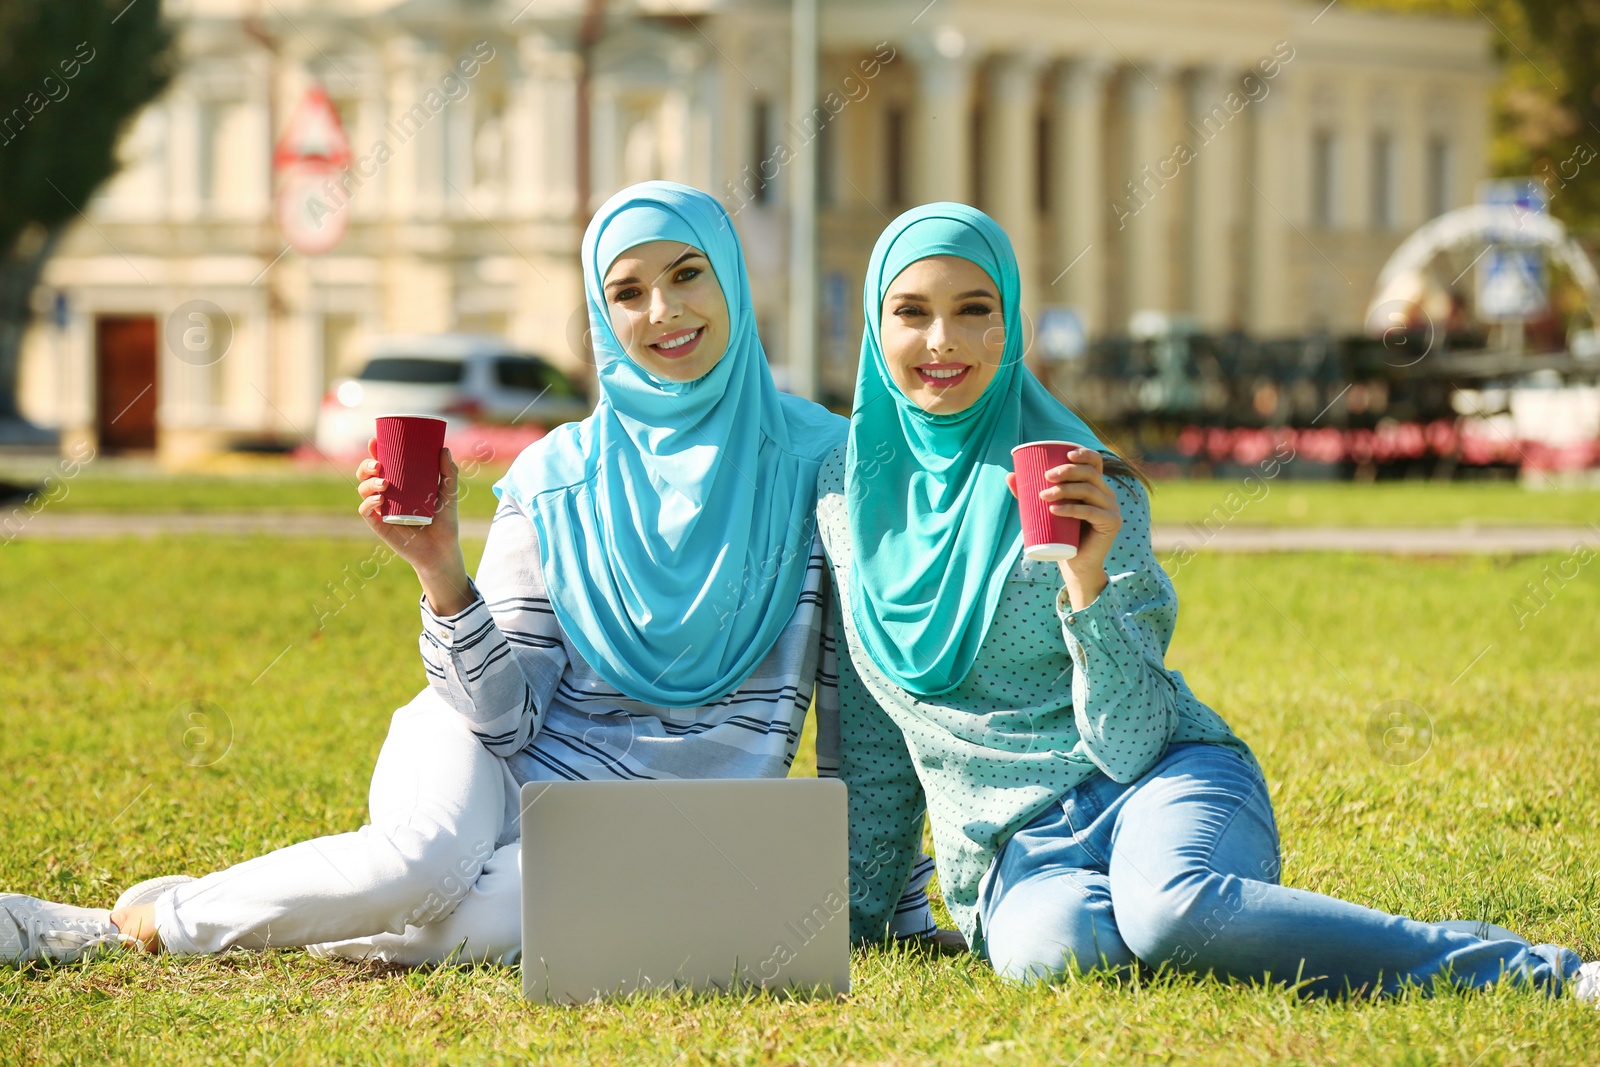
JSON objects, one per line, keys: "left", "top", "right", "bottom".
{"left": 603, "top": 240, "right": 730, "bottom": 382}
{"left": 879, "top": 255, "right": 1005, "bottom": 414}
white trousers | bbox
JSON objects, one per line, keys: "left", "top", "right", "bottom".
{"left": 155, "top": 690, "right": 936, "bottom": 966}
{"left": 155, "top": 691, "right": 521, "bottom": 960}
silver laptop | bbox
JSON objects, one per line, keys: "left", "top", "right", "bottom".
{"left": 519, "top": 778, "right": 851, "bottom": 1003}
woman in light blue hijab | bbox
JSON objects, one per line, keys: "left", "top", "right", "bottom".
{"left": 820, "top": 203, "right": 1595, "bottom": 1000}
{"left": 4, "top": 182, "right": 946, "bottom": 968}
{"left": 497, "top": 180, "right": 848, "bottom": 706}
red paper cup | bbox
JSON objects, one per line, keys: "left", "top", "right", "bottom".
{"left": 375, "top": 415, "right": 447, "bottom": 526}
{"left": 1011, "top": 440, "right": 1083, "bottom": 562}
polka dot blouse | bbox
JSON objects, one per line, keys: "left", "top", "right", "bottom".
{"left": 815, "top": 445, "right": 1254, "bottom": 952}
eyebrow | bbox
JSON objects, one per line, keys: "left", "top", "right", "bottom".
{"left": 885, "top": 288, "right": 998, "bottom": 303}
{"left": 605, "top": 251, "right": 707, "bottom": 290}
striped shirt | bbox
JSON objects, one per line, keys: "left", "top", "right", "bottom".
{"left": 419, "top": 493, "right": 829, "bottom": 785}
{"left": 413, "top": 491, "right": 935, "bottom": 937}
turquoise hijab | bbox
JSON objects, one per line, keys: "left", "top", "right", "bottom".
{"left": 846, "top": 203, "right": 1106, "bottom": 697}
{"left": 497, "top": 181, "right": 845, "bottom": 707}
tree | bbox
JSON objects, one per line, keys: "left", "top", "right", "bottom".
{"left": 1512, "top": 0, "right": 1600, "bottom": 228}
{"left": 1357, "top": 0, "right": 1600, "bottom": 232}
{"left": 0, "top": 0, "right": 175, "bottom": 442}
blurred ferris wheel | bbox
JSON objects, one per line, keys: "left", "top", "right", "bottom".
{"left": 1365, "top": 183, "right": 1600, "bottom": 354}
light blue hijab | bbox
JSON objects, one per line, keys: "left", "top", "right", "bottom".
{"left": 497, "top": 181, "right": 845, "bottom": 707}
{"left": 847, "top": 203, "right": 1106, "bottom": 697}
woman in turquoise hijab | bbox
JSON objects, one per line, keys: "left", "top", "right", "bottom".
{"left": 2, "top": 181, "right": 943, "bottom": 967}
{"left": 818, "top": 203, "right": 1597, "bottom": 1001}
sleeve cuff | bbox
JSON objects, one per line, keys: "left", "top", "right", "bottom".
{"left": 418, "top": 581, "right": 485, "bottom": 643}
{"left": 1055, "top": 571, "right": 1123, "bottom": 630}
{"left": 1056, "top": 572, "right": 1141, "bottom": 666}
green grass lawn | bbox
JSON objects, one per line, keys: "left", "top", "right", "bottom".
{"left": 1148, "top": 480, "right": 1600, "bottom": 529}
{"left": 1, "top": 538, "right": 1597, "bottom": 1064}
{"left": 7, "top": 468, "right": 1599, "bottom": 527}
{"left": 3, "top": 471, "right": 510, "bottom": 520}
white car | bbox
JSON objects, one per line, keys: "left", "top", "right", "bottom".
{"left": 315, "top": 334, "right": 591, "bottom": 457}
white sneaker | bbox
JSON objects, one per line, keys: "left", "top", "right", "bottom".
{"left": 1436, "top": 919, "right": 1532, "bottom": 946}
{"left": 1573, "top": 961, "right": 1600, "bottom": 1005}
{"left": 306, "top": 936, "right": 389, "bottom": 962}
{"left": 114, "top": 875, "right": 195, "bottom": 912}
{"left": 0, "top": 894, "right": 129, "bottom": 965}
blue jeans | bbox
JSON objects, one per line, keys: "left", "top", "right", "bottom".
{"left": 976, "top": 743, "right": 1581, "bottom": 997}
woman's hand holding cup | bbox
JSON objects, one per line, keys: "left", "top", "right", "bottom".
{"left": 1006, "top": 443, "right": 1122, "bottom": 612}
{"left": 357, "top": 435, "right": 476, "bottom": 616}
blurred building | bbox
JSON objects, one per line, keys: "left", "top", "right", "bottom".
{"left": 18, "top": 0, "right": 1495, "bottom": 459}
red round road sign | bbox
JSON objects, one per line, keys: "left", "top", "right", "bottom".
{"left": 274, "top": 85, "right": 352, "bottom": 255}
{"left": 275, "top": 167, "right": 349, "bottom": 255}
{"left": 273, "top": 84, "right": 352, "bottom": 170}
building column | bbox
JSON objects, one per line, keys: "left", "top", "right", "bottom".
{"left": 384, "top": 35, "right": 423, "bottom": 218}
{"left": 1395, "top": 81, "right": 1427, "bottom": 228}
{"left": 910, "top": 34, "right": 975, "bottom": 205}
{"left": 167, "top": 88, "right": 202, "bottom": 221}
{"left": 1122, "top": 61, "right": 1176, "bottom": 321}
{"left": 659, "top": 88, "right": 692, "bottom": 186}
{"left": 233, "top": 52, "right": 273, "bottom": 219}
{"left": 986, "top": 53, "right": 1047, "bottom": 320}
{"left": 519, "top": 32, "right": 582, "bottom": 221}
{"left": 1459, "top": 81, "right": 1489, "bottom": 211}
{"left": 1051, "top": 56, "right": 1111, "bottom": 335}
{"left": 685, "top": 56, "right": 717, "bottom": 194}
{"left": 708, "top": 25, "right": 753, "bottom": 213}
{"left": 1188, "top": 64, "right": 1236, "bottom": 329}
{"left": 1247, "top": 73, "right": 1295, "bottom": 336}
{"left": 347, "top": 53, "right": 386, "bottom": 220}
{"left": 1341, "top": 80, "right": 1370, "bottom": 233}
{"left": 507, "top": 39, "right": 539, "bottom": 219}
{"left": 589, "top": 82, "right": 624, "bottom": 206}
{"left": 444, "top": 83, "right": 476, "bottom": 216}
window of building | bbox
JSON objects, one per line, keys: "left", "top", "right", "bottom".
{"left": 621, "top": 109, "right": 661, "bottom": 189}
{"left": 328, "top": 94, "right": 358, "bottom": 143}
{"left": 751, "top": 99, "right": 774, "bottom": 205}
{"left": 885, "top": 106, "right": 908, "bottom": 207}
{"left": 816, "top": 107, "right": 836, "bottom": 208}
{"left": 1370, "top": 131, "right": 1395, "bottom": 230}
{"left": 1426, "top": 135, "right": 1452, "bottom": 219}
{"left": 968, "top": 106, "right": 985, "bottom": 209}
{"left": 1035, "top": 112, "right": 1051, "bottom": 213}
{"left": 197, "top": 99, "right": 266, "bottom": 216}
{"left": 1311, "top": 128, "right": 1338, "bottom": 227}
{"left": 196, "top": 101, "right": 218, "bottom": 211}
{"left": 472, "top": 88, "right": 508, "bottom": 200}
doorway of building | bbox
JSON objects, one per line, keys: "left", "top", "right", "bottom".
{"left": 95, "top": 315, "right": 158, "bottom": 453}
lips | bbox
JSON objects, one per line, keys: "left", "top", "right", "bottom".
{"left": 649, "top": 327, "right": 703, "bottom": 359}
{"left": 915, "top": 364, "right": 970, "bottom": 388}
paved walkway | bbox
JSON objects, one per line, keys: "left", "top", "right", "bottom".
{"left": 6, "top": 511, "right": 1597, "bottom": 554}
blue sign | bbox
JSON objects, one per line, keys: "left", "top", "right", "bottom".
{"left": 1479, "top": 178, "right": 1547, "bottom": 216}
{"left": 1037, "top": 307, "right": 1087, "bottom": 362}
{"left": 1478, "top": 246, "right": 1546, "bottom": 320}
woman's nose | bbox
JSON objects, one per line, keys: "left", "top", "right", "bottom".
{"left": 926, "top": 315, "right": 953, "bottom": 354}
{"left": 648, "top": 285, "right": 680, "bottom": 323}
